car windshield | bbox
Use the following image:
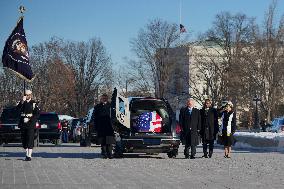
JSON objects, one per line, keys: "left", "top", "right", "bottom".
{"left": 39, "top": 114, "right": 59, "bottom": 123}
{"left": 271, "top": 119, "right": 278, "bottom": 126}
{"left": 271, "top": 118, "right": 284, "bottom": 127}
{"left": 130, "top": 99, "right": 171, "bottom": 133}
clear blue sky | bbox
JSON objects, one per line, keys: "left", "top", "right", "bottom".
{"left": 1, "top": 0, "right": 284, "bottom": 66}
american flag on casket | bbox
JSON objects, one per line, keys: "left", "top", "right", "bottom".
{"left": 134, "top": 111, "right": 162, "bottom": 133}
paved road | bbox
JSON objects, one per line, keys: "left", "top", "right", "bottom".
{"left": 0, "top": 143, "right": 283, "bottom": 189}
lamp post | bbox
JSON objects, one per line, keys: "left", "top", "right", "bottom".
{"left": 253, "top": 95, "right": 261, "bottom": 132}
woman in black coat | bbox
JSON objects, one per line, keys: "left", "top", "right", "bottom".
{"left": 219, "top": 101, "right": 236, "bottom": 158}
{"left": 93, "top": 94, "right": 115, "bottom": 159}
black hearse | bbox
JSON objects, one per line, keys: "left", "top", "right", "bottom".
{"left": 111, "top": 89, "right": 180, "bottom": 158}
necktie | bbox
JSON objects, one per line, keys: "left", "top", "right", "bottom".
{"left": 188, "top": 108, "right": 192, "bottom": 115}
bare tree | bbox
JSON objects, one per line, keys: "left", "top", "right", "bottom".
{"left": 130, "top": 18, "right": 181, "bottom": 98}
{"left": 63, "top": 38, "right": 112, "bottom": 117}
{"left": 190, "top": 12, "right": 255, "bottom": 108}
{"left": 0, "top": 69, "right": 23, "bottom": 108}
{"left": 243, "top": 1, "right": 284, "bottom": 121}
{"left": 114, "top": 57, "right": 153, "bottom": 97}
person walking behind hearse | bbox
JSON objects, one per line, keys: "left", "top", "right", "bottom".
{"left": 219, "top": 101, "right": 236, "bottom": 158}
{"left": 93, "top": 94, "right": 115, "bottom": 159}
{"left": 200, "top": 99, "right": 219, "bottom": 158}
{"left": 17, "top": 90, "right": 40, "bottom": 161}
{"left": 179, "top": 98, "right": 201, "bottom": 159}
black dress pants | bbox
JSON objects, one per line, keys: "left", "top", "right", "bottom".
{"left": 202, "top": 139, "right": 214, "bottom": 155}
{"left": 21, "top": 127, "right": 34, "bottom": 149}
{"left": 184, "top": 141, "right": 196, "bottom": 157}
{"left": 100, "top": 137, "right": 113, "bottom": 158}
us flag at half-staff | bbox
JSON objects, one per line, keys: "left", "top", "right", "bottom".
{"left": 180, "top": 24, "right": 186, "bottom": 33}
{"left": 2, "top": 17, "right": 34, "bottom": 82}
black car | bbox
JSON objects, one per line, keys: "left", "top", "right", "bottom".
{"left": 0, "top": 106, "right": 39, "bottom": 146}
{"left": 111, "top": 89, "right": 181, "bottom": 158}
{"left": 38, "top": 112, "right": 62, "bottom": 145}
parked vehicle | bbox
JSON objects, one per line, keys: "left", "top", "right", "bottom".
{"left": 80, "top": 108, "right": 96, "bottom": 147}
{"left": 69, "top": 118, "right": 79, "bottom": 142}
{"left": 38, "top": 112, "right": 62, "bottom": 145}
{"left": 0, "top": 106, "right": 40, "bottom": 146}
{"left": 270, "top": 117, "right": 284, "bottom": 133}
{"left": 73, "top": 118, "right": 85, "bottom": 143}
{"left": 111, "top": 88, "right": 180, "bottom": 158}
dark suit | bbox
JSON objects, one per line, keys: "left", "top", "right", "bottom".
{"left": 17, "top": 100, "right": 40, "bottom": 149}
{"left": 200, "top": 107, "right": 218, "bottom": 157}
{"left": 93, "top": 102, "right": 115, "bottom": 158}
{"left": 179, "top": 107, "right": 201, "bottom": 158}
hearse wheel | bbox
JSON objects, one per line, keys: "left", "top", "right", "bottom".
{"left": 167, "top": 149, "right": 178, "bottom": 158}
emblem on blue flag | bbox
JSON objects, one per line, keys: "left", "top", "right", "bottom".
{"left": 2, "top": 17, "right": 34, "bottom": 81}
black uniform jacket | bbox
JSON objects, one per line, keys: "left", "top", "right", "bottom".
{"left": 17, "top": 100, "right": 40, "bottom": 129}
{"left": 179, "top": 107, "right": 201, "bottom": 146}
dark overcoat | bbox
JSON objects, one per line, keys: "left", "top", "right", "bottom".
{"left": 93, "top": 102, "right": 115, "bottom": 143}
{"left": 200, "top": 107, "right": 219, "bottom": 141}
{"left": 179, "top": 107, "right": 201, "bottom": 146}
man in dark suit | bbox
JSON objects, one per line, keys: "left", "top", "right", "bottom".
{"left": 179, "top": 98, "right": 201, "bottom": 159}
{"left": 200, "top": 99, "right": 219, "bottom": 158}
{"left": 93, "top": 94, "right": 115, "bottom": 159}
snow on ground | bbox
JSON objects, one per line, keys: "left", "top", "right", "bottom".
{"left": 233, "top": 131, "right": 284, "bottom": 151}
{"left": 234, "top": 131, "right": 284, "bottom": 139}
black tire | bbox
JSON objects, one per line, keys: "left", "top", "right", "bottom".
{"left": 167, "top": 149, "right": 178, "bottom": 158}
{"left": 55, "top": 138, "right": 62, "bottom": 146}
{"left": 167, "top": 152, "right": 174, "bottom": 158}
{"left": 34, "top": 130, "right": 39, "bottom": 147}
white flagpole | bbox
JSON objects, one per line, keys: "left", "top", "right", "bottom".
{"left": 179, "top": 0, "right": 182, "bottom": 25}
{"left": 179, "top": 0, "right": 182, "bottom": 45}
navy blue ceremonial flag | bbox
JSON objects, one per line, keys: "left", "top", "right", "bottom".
{"left": 2, "top": 17, "right": 34, "bottom": 82}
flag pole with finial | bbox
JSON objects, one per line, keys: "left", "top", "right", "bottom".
{"left": 179, "top": 0, "right": 181, "bottom": 45}
{"left": 19, "top": 5, "right": 26, "bottom": 93}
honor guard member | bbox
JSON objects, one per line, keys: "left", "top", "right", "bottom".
{"left": 17, "top": 90, "right": 40, "bottom": 161}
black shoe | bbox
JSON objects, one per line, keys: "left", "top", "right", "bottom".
{"left": 25, "top": 156, "right": 31, "bottom": 161}
{"left": 185, "top": 155, "right": 189, "bottom": 159}
{"left": 202, "top": 154, "right": 208, "bottom": 158}
{"left": 113, "top": 153, "right": 123, "bottom": 158}
{"left": 209, "top": 152, "right": 213, "bottom": 158}
{"left": 101, "top": 154, "right": 108, "bottom": 159}
{"left": 108, "top": 155, "right": 113, "bottom": 159}
{"left": 190, "top": 156, "right": 195, "bottom": 159}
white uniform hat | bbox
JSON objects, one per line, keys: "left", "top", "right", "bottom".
{"left": 25, "top": 90, "right": 32, "bottom": 95}
{"left": 226, "top": 101, "right": 233, "bottom": 108}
